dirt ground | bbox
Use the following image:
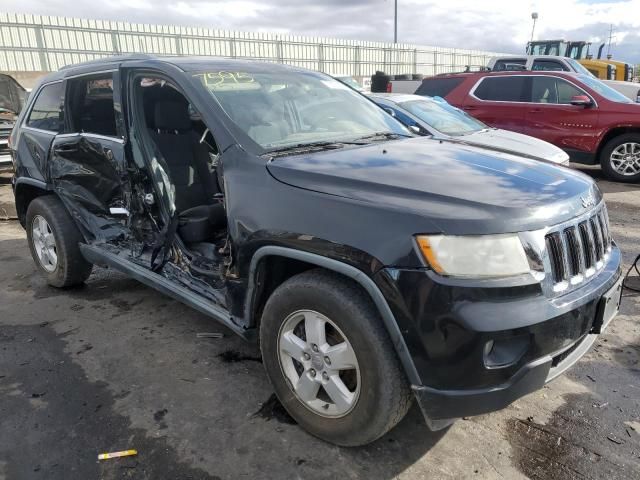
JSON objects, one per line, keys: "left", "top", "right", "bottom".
{"left": 0, "top": 165, "right": 639, "bottom": 480}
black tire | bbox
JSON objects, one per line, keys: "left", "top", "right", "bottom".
{"left": 26, "top": 196, "right": 93, "bottom": 288}
{"left": 599, "top": 133, "right": 640, "bottom": 183}
{"left": 259, "top": 269, "right": 412, "bottom": 446}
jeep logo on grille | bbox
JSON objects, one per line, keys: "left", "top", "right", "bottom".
{"left": 581, "top": 191, "right": 596, "bottom": 209}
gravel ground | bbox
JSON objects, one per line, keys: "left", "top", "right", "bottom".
{"left": 0, "top": 166, "right": 639, "bottom": 480}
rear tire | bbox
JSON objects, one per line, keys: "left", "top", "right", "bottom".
{"left": 26, "top": 196, "right": 93, "bottom": 288}
{"left": 259, "top": 269, "right": 412, "bottom": 446}
{"left": 599, "top": 134, "right": 640, "bottom": 183}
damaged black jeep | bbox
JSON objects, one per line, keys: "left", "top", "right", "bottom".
{"left": 11, "top": 55, "right": 622, "bottom": 446}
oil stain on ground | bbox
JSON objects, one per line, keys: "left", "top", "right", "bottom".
{"left": 506, "top": 391, "right": 640, "bottom": 480}
{"left": 252, "top": 394, "right": 297, "bottom": 425}
{"left": 218, "top": 350, "right": 262, "bottom": 363}
{"left": 0, "top": 324, "right": 219, "bottom": 480}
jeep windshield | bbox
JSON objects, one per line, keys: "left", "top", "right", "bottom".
{"left": 400, "top": 98, "right": 486, "bottom": 136}
{"left": 193, "top": 71, "right": 408, "bottom": 153}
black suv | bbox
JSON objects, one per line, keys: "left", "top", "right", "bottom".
{"left": 10, "top": 55, "right": 623, "bottom": 446}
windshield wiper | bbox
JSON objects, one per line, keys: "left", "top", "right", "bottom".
{"left": 352, "top": 131, "right": 411, "bottom": 142}
{"left": 265, "top": 140, "right": 367, "bottom": 156}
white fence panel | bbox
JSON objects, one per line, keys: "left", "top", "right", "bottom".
{"left": 0, "top": 12, "right": 505, "bottom": 76}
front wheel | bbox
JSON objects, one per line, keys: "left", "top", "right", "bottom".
{"left": 259, "top": 269, "right": 412, "bottom": 446}
{"left": 599, "top": 134, "right": 640, "bottom": 183}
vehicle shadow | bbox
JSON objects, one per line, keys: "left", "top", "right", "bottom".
{"left": 0, "top": 235, "right": 449, "bottom": 479}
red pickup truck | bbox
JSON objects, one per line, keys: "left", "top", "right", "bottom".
{"left": 416, "top": 71, "right": 640, "bottom": 182}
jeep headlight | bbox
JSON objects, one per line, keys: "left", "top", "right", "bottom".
{"left": 416, "top": 234, "right": 531, "bottom": 278}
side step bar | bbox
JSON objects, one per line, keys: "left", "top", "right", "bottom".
{"left": 79, "top": 243, "right": 252, "bottom": 340}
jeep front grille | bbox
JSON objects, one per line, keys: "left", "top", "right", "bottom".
{"left": 544, "top": 204, "right": 611, "bottom": 293}
{"left": 0, "top": 129, "right": 10, "bottom": 156}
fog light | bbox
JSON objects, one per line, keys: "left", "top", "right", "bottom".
{"left": 483, "top": 336, "right": 529, "bottom": 369}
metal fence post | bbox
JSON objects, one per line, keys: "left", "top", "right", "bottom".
{"left": 229, "top": 38, "right": 236, "bottom": 58}
{"left": 318, "top": 43, "right": 324, "bottom": 72}
{"left": 111, "top": 31, "right": 121, "bottom": 54}
{"left": 33, "top": 25, "right": 50, "bottom": 72}
{"left": 354, "top": 45, "right": 360, "bottom": 78}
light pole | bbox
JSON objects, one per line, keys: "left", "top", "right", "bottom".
{"left": 530, "top": 12, "right": 539, "bottom": 44}
{"left": 394, "top": 0, "right": 398, "bottom": 43}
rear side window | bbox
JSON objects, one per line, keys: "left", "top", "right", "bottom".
{"left": 67, "top": 75, "right": 118, "bottom": 137}
{"left": 532, "top": 60, "right": 568, "bottom": 72}
{"left": 26, "top": 82, "right": 64, "bottom": 132}
{"left": 473, "top": 77, "right": 528, "bottom": 102}
{"left": 493, "top": 59, "right": 526, "bottom": 71}
{"left": 415, "top": 77, "right": 464, "bottom": 98}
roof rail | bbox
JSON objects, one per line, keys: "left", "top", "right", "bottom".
{"left": 59, "top": 54, "right": 156, "bottom": 70}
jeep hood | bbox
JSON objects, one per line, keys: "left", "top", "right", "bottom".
{"left": 267, "top": 137, "right": 600, "bottom": 234}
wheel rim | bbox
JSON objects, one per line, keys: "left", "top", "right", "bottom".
{"left": 32, "top": 215, "right": 58, "bottom": 272}
{"left": 277, "top": 309, "right": 361, "bottom": 418}
{"left": 610, "top": 142, "right": 640, "bottom": 176}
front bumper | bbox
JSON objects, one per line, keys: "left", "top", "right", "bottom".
{"left": 412, "top": 332, "right": 597, "bottom": 422}
{"left": 376, "top": 244, "right": 622, "bottom": 425}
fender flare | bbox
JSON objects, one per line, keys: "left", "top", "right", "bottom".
{"left": 246, "top": 245, "right": 421, "bottom": 385}
{"left": 13, "top": 177, "right": 51, "bottom": 224}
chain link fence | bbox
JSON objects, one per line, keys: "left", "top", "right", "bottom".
{"left": 0, "top": 12, "right": 505, "bottom": 78}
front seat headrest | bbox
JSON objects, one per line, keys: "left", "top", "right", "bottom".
{"left": 154, "top": 101, "right": 191, "bottom": 131}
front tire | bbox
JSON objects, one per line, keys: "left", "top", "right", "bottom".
{"left": 259, "top": 269, "right": 412, "bottom": 446}
{"left": 26, "top": 196, "right": 93, "bottom": 288}
{"left": 599, "top": 134, "right": 640, "bottom": 183}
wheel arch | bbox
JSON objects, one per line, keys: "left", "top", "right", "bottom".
{"left": 245, "top": 246, "right": 421, "bottom": 385}
{"left": 596, "top": 126, "right": 640, "bottom": 161}
{"left": 14, "top": 178, "right": 52, "bottom": 227}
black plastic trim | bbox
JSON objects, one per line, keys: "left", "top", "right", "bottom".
{"left": 245, "top": 245, "right": 422, "bottom": 385}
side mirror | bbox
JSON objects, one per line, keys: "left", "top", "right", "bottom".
{"left": 570, "top": 95, "right": 593, "bottom": 107}
{"left": 383, "top": 107, "right": 396, "bottom": 117}
{"left": 408, "top": 125, "right": 421, "bottom": 134}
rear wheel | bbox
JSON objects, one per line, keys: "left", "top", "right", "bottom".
{"left": 26, "top": 196, "right": 92, "bottom": 287}
{"left": 599, "top": 134, "right": 640, "bottom": 182}
{"left": 259, "top": 269, "right": 412, "bottom": 446}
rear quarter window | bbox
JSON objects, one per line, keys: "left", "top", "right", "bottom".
{"left": 415, "top": 77, "right": 464, "bottom": 98}
{"left": 493, "top": 59, "right": 526, "bottom": 71}
{"left": 26, "top": 82, "right": 64, "bottom": 133}
{"left": 473, "top": 77, "right": 528, "bottom": 102}
{"left": 532, "top": 60, "right": 568, "bottom": 72}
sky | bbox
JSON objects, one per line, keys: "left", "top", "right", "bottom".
{"left": 4, "top": 0, "right": 640, "bottom": 63}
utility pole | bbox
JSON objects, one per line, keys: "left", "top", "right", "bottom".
{"left": 394, "top": 0, "right": 398, "bottom": 43}
{"left": 530, "top": 12, "right": 538, "bottom": 44}
{"left": 606, "top": 24, "right": 615, "bottom": 57}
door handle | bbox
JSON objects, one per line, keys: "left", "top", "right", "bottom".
{"left": 54, "top": 144, "right": 78, "bottom": 154}
{"left": 528, "top": 109, "right": 543, "bottom": 113}
{"left": 462, "top": 106, "right": 477, "bottom": 111}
